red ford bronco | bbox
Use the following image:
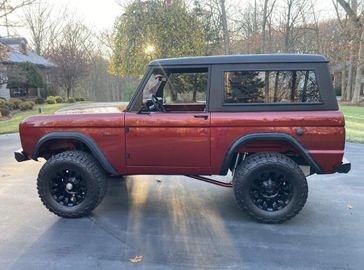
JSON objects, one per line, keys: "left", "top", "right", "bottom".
{"left": 15, "top": 54, "right": 350, "bottom": 223}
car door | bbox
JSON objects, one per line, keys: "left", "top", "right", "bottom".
{"left": 124, "top": 66, "right": 211, "bottom": 174}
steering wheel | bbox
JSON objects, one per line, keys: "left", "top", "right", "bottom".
{"left": 151, "top": 95, "right": 165, "bottom": 112}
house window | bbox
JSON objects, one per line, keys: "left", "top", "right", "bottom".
{"left": 224, "top": 70, "right": 322, "bottom": 104}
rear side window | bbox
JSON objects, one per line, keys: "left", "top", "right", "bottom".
{"left": 224, "top": 70, "right": 322, "bottom": 104}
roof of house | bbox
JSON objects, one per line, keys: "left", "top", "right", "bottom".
{"left": 149, "top": 54, "right": 328, "bottom": 66}
{"left": 0, "top": 37, "right": 56, "bottom": 68}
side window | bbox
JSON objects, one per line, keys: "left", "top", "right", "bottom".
{"left": 164, "top": 71, "right": 208, "bottom": 105}
{"left": 224, "top": 70, "right": 322, "bottom": 104}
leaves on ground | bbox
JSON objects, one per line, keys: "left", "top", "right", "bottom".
{"left": 129, "top": 255, "right": 143, "bottom": 263}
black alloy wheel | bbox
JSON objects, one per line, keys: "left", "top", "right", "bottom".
{"left": 50, "top": 168, "right": 87, "bottom": 207}
{"left": 37, "top": 151, "right": 107, "bottom": 218}
{"left": 249, "top": 169, "right": 294, "bottom": 212}
{"left": 233, "top": 152, "right": 308, "bottom": 223}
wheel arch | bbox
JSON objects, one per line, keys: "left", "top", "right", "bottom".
{"left": 220, "top": 132, "right": 323, "bottom": 175}
{"left": 32, "top": 131, "right": 119, "bottom": 175}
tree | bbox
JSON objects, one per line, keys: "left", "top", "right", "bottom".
{"left": 110, "top": 0, "right": 206, "bottom": 75}
{"left": 193, "top": 0, "right": 232, "bottom": 54}
{"left": 0, "top": 0, "right": 35, "bottom": 34}
{"left": 7, "top": 62, "right": 45, "bottom": 96}
{"left": 50, "top": 22, "right": 91, "bottom": 98}
{"left": 336, "top": 0, "right": 363, "bottom": 104}
{"left": 23, "top": 1, "right": 67, "bottom": 56}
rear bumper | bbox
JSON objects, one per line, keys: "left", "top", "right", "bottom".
{"left": 14, "top": 148, "right": 29, "bottom": 162}
{"left": 335, "top": 157, "right": 351, "bottom": 173}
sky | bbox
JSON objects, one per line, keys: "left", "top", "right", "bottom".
{"left": 45, "top": 0, "right": 122, "bottom": 31}
{"left": 5, "top": 0, "right": 339, "bottom": 40}
{"left": 44, "top": 0, "right": 337, "bottom": 30}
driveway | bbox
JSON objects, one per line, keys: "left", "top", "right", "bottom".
{"left": 0, "top": 133, "right": 363, "bottom": 269}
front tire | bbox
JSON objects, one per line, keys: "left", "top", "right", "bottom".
{"left": 233, "top": 152, "right": 308, "bottom": 223}
{"left": 37, "top": 151, "right": 107, "bottom": 218}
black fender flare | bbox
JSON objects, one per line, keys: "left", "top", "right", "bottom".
{"left": 219, "top": 132, "right": 323, "bottom": 175}
{"left": 32, "top": 131, "right": 119, "bottom": 175}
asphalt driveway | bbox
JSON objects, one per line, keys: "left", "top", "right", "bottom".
{"left": 0, "top": 133, "right": 363, "bottom": 270}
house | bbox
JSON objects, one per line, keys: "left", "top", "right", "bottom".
{"left": 0, "top": 37, "right": 55, "bottom": 100}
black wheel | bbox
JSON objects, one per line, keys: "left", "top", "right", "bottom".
{"left": 37, "top": 151, "right": 107, "bottom": 218}
{"left": 233, "top": 152, "right": 308, "bottom": 223}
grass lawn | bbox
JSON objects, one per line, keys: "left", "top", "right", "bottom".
{"left": 340, "top": 105, "right": 364, "bottom": 143}
{"left": 0, "top": 103, "right": 74, "bottom": 134}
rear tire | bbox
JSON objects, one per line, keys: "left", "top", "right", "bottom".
{"left": 233, "top": 152, "right": 308, "bottom": 223}
{"left": 37, "top": 151, "right": 107, "bottom": 218}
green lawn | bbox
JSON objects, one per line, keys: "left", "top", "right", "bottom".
{"left": 0, "top": 103, "right": 74, "bottom": 134}
{"left": 340, "top": 105, "right": 364, "bottom": 143}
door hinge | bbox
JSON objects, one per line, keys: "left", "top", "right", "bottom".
{"left": 124, "top": 152, "right": 130, "bottom": 159}
{"left": 125, "top": 127, "right": 129, "bottom": 133}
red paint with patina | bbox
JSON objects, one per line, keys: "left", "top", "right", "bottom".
{"left": 19, "top": 109, "right": 345, "bottom": 176}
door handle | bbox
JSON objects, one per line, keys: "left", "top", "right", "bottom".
{"left": 194, "top": 115, "right": 209, "bottom": 120}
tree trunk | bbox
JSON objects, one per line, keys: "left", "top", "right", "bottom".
{"left": 341, "top": 67, "right": 347, "bottom": 101}
{"left": 67, "top": 87, "right": 71, "bottom": 99}
{"left": 346, "top": 61, "right": 353, "bottom": 101}
{"left": 264, "top": 71, "right": 269, "bottom": 102}
{"left": 290, "top": 71, "right": 297, "bottom": 102}
{"left": 261, "top": 0, "right": 269, "bottom": 53}
{"left": 219, "top": 0, "right": 230, "bottom": 54}
{"left": 352, "top": 30, "right": 364, "bottom": 104}
{"left": 302, "top": 71, "right": 309, "bottom": 102}
{"left": 273, "top": 71, "right": 279, "bottom": 102}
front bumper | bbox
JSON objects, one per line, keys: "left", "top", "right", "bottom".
{"left": 14, "top": 148, "right": 29, "bottom": 162}
{"left": 335, "top": 157, "right": 351, "bottom": 173}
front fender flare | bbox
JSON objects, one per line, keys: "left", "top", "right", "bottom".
{"left": 32, "top": 131, "right": 119, "bottom": 175}
{"left": 219, "top": 132, "right": 323, "bottom": 175}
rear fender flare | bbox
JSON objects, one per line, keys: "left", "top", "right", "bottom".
{"left": 220, "top": 132, "right": 323, "bottom": 175}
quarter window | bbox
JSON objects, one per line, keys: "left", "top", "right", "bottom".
{"left": 224, "top": 70, "right": 322, "bottom": 104}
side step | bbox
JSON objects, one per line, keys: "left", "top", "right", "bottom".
{"left": 185, "top": 175, "right": 232, "bottom": 188}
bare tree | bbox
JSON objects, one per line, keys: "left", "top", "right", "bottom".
{"left": 0, "top": 0, "right": 35, "bottom": 35}
{"left": 219, "top": 0, "right": 230, "bottom": 54}
{"left": 23, "top": 1, "right": 69, "bottom": 56}
{"left": 337, "top": 0, "right": 362, "bottom": 104}
{"left": 195, "top": 0, "right": 231, "bottom": 54}
{"left": 261, "top": 0, "right": 276, "bottom": 53}
{"left": 50, "top": 22, "right": 92, "bottom": 98}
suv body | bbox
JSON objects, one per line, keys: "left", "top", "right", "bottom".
{"left": 15, "top": 54, "right": 350, "bottom": 223}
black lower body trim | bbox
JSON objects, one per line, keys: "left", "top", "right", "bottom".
{"left": 14, "top": 148, "right": 29, "bottom": 162}
{"left": 335, "top": 157, "right": 351, "bottom": 173}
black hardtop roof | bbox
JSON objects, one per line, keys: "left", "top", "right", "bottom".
{"left": 149, "top": 54, "right": 328, "bottom": 66}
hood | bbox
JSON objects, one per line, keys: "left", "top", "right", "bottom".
{"left": 55, "top": 102, "right": 128, "bottom": 115}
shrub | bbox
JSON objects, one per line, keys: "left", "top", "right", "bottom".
{"left": 4, "top": 101, "right": 15, "bottom": 110}
{"left": 75, "top": 97, "right": 85, "bottom": 102}
{"left": 55, "top": 96, "right": 64, "bottom": 103}
{"left": 19, "top": 101, "right": 30, "bottom": 111}
{"left": 46, "top": 96, "right": 56, "bottom": 104}
{"left": 0, "top": 99, "right": 5, "bottom": 106}
{"left": 28, "top": 100, "right": 35, "bottom": 108}
{"left": 35, "top": 97, "right": 45, "bottom": 104}
{"left": 67, "top": 97, "right": 76, "bottom": 103}
{"left": 8, "top": 98, "right": 22, "bottom": 109}
{"left": 19, "top": 101, "right": 34, "bottom": 111}
{"left": 0, "top": 105, "right": 10, "bottom": 117}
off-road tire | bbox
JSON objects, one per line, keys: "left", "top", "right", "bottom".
{"left": 37, "top": 151, "right": 107, "bottom": 218}
{"left": 233, "top": 152, "right": 308, "bottom": 224}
